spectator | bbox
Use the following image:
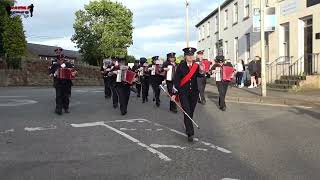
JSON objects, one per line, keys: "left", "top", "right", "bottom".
{"left": 235, "top": 59, "right": 245, "bottom": 88}
{"left": 248, "top": 56, "right": 261, "bottom": 88}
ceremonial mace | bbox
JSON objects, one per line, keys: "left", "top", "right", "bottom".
{"left": 159, "top": 84, "right": 200, "bottom": 129}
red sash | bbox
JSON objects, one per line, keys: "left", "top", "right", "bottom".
{"left": 179, "top": 63, "right": 198, "bottom": 87}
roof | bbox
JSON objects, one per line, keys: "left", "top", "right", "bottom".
{"left": 195, "top": 0, "right": 234, "bottom": 28}
{"left": 27, "top": 43, "right": 82, "bottom": 60}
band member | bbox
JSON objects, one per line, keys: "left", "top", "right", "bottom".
{"left": 211, "top": 56, "right": 233, "bottom": 111}
{"left": 113, "top": 57, "right": 132, "bottom": 115}
{"left": 131, "top": 59, "right": 141, "bottom": 97}
{"left": 162, "top": 52, "right": 177, "bottom": 113}
{"left": 100, "top": 59, "right": 112, "bottom": 99}
{"left": 171, "top": 47, "right": 205, "bottom": 142}
{"left": 49, "top": 49, "right": 76, "bottom": 115}
{"left": 196, "top": 50, "right": 207, "bottom": 105}
{"left": 149, "top": 56, "right": 164, "bottom": 107}
{"left": 109, "top": 58, "right": 120, "bottom": 108}
{"left": 139, "top": 57, "right": 150, "bottom": 103}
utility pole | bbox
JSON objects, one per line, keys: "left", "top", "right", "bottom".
{"left": 218, "top": 0, "right": 221, "bottom": 40}
{"left": 260, "top": 0, "right": 267, "bottom": 97}
{"left": 185, "top": 0, "right": 190, "bottom": 47}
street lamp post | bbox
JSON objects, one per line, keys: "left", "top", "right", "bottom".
{"left": 260, "top": 0, "right": 267, "bottom": 97}
{"left": 185, "top": 0, "right": 190, "bottom": 47}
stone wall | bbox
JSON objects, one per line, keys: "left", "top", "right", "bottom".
{"left": 0, "top": 59, "right": 103, "bottom": 87}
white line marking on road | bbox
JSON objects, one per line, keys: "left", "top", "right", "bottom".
{"left": 150, "top": 144, "right": 186, "bottom": 150}
{"left": 24, "top": 125, "right": 56, "bottom": 132}
{"left": 120, "top": 128, "right": 137, "bottom": 131}
{"left": 0, "top": 129, "right": 15, "bottom": 134}
{"left": 156, "top": 129, "right": 163, "bottom": 131}
{"left": 92, "top": 91, "right": 104, "bottom": 93}
{"left": 71, "top": 122, "right": 172, "bottom": 162}
{"left": 0, "top": 99, "right": 38, "bottom": 107}
{"left": 227, "top": 100, "right": 312, "bottom": 109}
{"left": 195, "top": 148, "right": 208, "bottom": 152}
{"left": 146, "top": 129, "right": 152, "bottom": 131}
{"left": 221, "top": 178, "right": 240, "bottom": 180}
{"left": 106, "top": 119, "right": 148, "bottom": 123}
{"left": 71, "top": 122, "right": 104, "bottom": 128}
{"left": 141, "top": 119, "right": 232, "bottom": 154}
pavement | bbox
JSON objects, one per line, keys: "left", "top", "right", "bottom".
{"left": 1, "top": 87, "right": 320, "bottom": 180}
{"left": 207, "top": 80, "right": 320, "bottom": 108}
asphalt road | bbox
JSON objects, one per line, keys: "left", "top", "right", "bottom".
{"left": 0, "top": 87, "right": 320, "bottom": 180}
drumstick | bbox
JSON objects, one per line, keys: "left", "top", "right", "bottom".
{"left": 159, "top": 85, "right": 200, "bottom": 129}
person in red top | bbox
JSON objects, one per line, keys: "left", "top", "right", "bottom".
{"left": 171, "top": 47, "right": 205, "bottom": 142}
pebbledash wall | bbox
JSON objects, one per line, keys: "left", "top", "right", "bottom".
{"left": 0, "top": 59, "right": 104, "bottom": 87}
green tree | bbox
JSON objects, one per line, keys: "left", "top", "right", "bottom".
{"left": 126, "top": 55, "right": 136, "bottom": 63}
{"left": 0, "top": 0, "right": 27, "bottom": 58}
{"left": 72, "top": 0, "right": 133, "bottom": 66}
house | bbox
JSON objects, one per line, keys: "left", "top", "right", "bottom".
{"left": 27, "top": 43, "right": 82, "bottom": 64}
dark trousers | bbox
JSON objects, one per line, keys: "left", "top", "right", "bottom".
{"left": 136, "top": 83, "right": 141, "bottom": 97}
{"left": 116, "top": 84, "right": 130, "bottom": 114}
{"left": 216, "top": 81, "right": 229, "bottom": 108}
{"left": 179, "top": 92, "right": 198, "bottom": 136}
{"left": 151, "top": 82, "right": 161, "bottom": 104}
{"left": 197, "top": 77, "right": 207, "bottom": 103}
{"left": 166, "top": 81, "right": 177, "bottom": 111}
{"left": 55, "top": 84, "right": 70, "bottom": 111}
{"left": 111, "top": 82, "right": 119, "bottom": 107}
{"left": 141, "top": 76, "right": 150, "bottom": 101}
{"left": 236, "top": 72, "right": 244, "bottom": 86}
{"left": 104, "top": 77, "right": 112, "bottom": 97}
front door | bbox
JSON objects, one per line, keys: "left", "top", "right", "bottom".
{"left": 304, "top": 18, "right": 313, "bottom": 75}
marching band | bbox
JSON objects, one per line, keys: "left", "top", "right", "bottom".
{"left": 49, "top": 46, "right": 234, "bottom": 142}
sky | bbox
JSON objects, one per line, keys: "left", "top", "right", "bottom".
{"left": 16, "top": 0, "right": 219, "bottom": 58}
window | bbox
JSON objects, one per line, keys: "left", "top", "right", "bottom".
{"left": 207, "top": 21, "right": 210, "bottom": 37}
{"left": 244, "top": 0, "right": 250, "bottom": 18}
{"left": 224, "top": 41, "right": 228, "bottom": 56}
{"left": 233, "top": 2, "right": 238, "bottom": 24}
{"left": 213, "top": 43, "right": 217, "bottom": 58}
{"left": 234, "top": 37, "right": 239, "bottom": 62}
{"left": 215, "top": 16, "right": 219, "bottom": 33}
{"left": 224, "top": 9, "right": 228, "bottom": 29}
{"left": 208, "top": 48, "right": 211, "bottom": 59}
{"left": 198, "top": 28, "right": 201, "bottom": 41}
{"left": 245, "top": 33, "right": 251, "bottom": 62}
{"left": 202, "top": 25, "right": 205, "bottom": 39}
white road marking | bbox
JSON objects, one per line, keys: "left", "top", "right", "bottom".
{"left": 156, "top": 129, "right": 163, "bottom": 131}
{"left": 24, "top": 125, "right": 57, "bottom": 132}
{"left": 0, "top": 99, "right": 38, "bottom": 107}
{"left": 140, "top": 119, "right": 232, "bottom": 154}
{"left": 0, "top": 129, "right": 14, "bottom": 134}
{"left": 120, "top": 128, "right": 137, "bottom": 131}
{"left": 195, "top": 148, "right": 208, "bottom": 152}
{"left": 146, "top": 129, "right": 152, "bottom": 131}
{"left": 150, "top": 144, "right": 186, "bottom": 150}
{"left": 92, "top": 91, "right": 104, "bottom": 93}
{"left": 71, "top": 122, "right": 172, "bottom": 162}
{"left": 221, "top": 178, "right": 240, "bottom": 180}
{"left": 227, "top": 100, "right": 312, "bottom": 109}
{"left": 106, "top": 119, "right": 148, "bottom": 123}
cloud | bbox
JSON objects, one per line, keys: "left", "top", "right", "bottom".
{"left": 17, "top": 0, "right": 218, "bottom": 58}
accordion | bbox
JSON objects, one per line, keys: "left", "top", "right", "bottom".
{"left": 222, "top": 66, "right": 234, "bottom": 81}
{"left": 202, "top": 60, "right": 211, "bottom": 73}
{"left": 57, "top": 68, "right": 76, "bottom": 80}
{"left": 116, "top": 68, "right": 136, "bottom": 84}
{"left": 166, "top": 65, "right": 174, "bottom": 81}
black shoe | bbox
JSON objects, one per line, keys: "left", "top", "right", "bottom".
{"left": 142, "top": 99, "right": 145, "bottom": 103}
{"left": 202, "top": 101, "right": 206, "bottom": 105}
{"left": 153, "top": 98, "right": 155, "bottom": 102}
{"left": 113, "top": 104, "right": 118, "bottom": 109}
{"left": 137, "top": 95, "right": 141, "bottom": 98}
{"left": 220, "top": 106, "right": 226, "bottom": 111}
{"left": 188, "top": 135, "right": 194, "bottom": 142}
{"left": 121, "top": 111, "right": 127, "bottom": 116}
{"left": 55, "top": 109, "right": 62, "bottom": 115}
{"left": 146, "top": 98, "right": 149, "bottom": 102}
{"left": 156, "top": 102, "right": 160, "bottom": 107}
{"left": 64, "top": 109, "right": 70, "bottom": 113}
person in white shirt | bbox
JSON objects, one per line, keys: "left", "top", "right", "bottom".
{"left": 235, "top": 59, "right": 245, "bottom": 88}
